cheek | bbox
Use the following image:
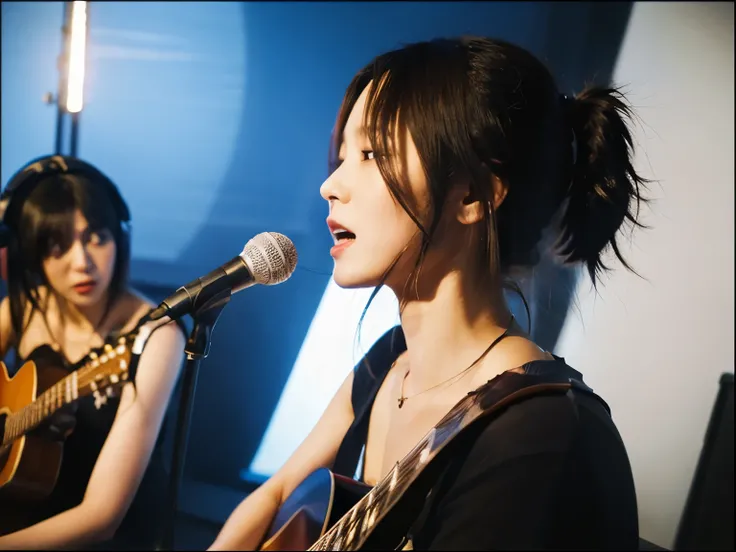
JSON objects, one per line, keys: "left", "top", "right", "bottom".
{"left": 42, "top": 259, "right": 66, "bottom": 288}
{"left": 368, "top": 200, "right": 424, "bottom": 272}
{"left": 94, "top": 244, "right": 117, "bottom": 276}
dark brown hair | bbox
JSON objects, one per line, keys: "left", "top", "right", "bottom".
{"left": 6, "top": 172, "right": 130, "bottom": 348}
{"left": 330, "top": 37, "right": 648, "bottom": 296}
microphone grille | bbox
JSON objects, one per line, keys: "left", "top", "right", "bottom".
{"left": 241, "top": 232, "right": 298, "bottom": 285}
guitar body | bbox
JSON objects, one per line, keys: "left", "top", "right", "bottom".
{"left": 262, "top": 367, "right": 602, "bottom": 551}
{"left": 0, "top": 333, "right": 136, "bottom": 510}
{"left": 260, "top": 469, "right": 371, "bottom": 551}
{"left": 0, "top": 360, "right": 64, "bottom": 502}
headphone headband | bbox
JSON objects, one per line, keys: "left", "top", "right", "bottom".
{"left": 0, "top": 155, "right": 131, "bottom": 245}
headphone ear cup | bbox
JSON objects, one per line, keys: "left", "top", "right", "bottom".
{"left": 2, "top": 155, "right": 132, "bottom": 266}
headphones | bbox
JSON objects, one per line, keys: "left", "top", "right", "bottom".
{"left": 0, "top": 155, "right": 131, "bottom": 280}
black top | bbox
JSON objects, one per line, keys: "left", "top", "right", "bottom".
{"left": 332, "top": 326, "right": 640, "bottom": 550}
{"left": 1, "top": 323, "right": 184, "bottom": 549}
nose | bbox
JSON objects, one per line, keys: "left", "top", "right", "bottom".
{"left": 319, "top": 164, "right": 350, "bottom": 206}
{"left": 69, "top": 240, "right": 94, "bottom": 272}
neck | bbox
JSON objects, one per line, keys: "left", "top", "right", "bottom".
{"left": 55, "top": 292, "right": 110, "bottom": 333}
{"left": 389, "top": 268, "right": 513, "bottom": 389}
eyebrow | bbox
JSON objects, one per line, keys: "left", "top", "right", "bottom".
{"left": 337, "top": 125, "right": 366, "bottom": 157}
{"left": 344, "top": 124, "right": 367, "bottom": 141}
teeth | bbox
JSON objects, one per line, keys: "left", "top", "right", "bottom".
{"left": 331, "top": 227, "right": 349, "bottom": 235}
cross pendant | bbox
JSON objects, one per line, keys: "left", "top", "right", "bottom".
{"left": 398, "top": 397, "right": 406, "bottom": 409}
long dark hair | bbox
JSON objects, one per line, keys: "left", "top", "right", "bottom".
{"left": 328, "top": 37, "right": 649, "bottom": 344}
{"left": 5, "top": 172, "right": 131, "bottom": 351}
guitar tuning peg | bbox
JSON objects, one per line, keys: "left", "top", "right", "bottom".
{"left": 93, "top": 390, "right": 107, "bottom": 410}
{"left": 106, "top": 387, "right": 115, "bottom": 397}
{"left": 104, "top": 343, "right": 113, "bottom": 352}
{"left": 116, "top": 344, "right": 126, "bottom": 355}
{"left": 109, "top": 374, "right": 119, "bottom": 384}
{"left": 89, "top": 351, "right": 98, "bottom": 360}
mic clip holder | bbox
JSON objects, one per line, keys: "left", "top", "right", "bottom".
{"left": 157, "top": 287, "right": 232, "bottom": 550}
{"left": 184, "top": 287, "right": 232, "bottom": 359}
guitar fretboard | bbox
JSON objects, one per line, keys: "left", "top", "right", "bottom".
{"left": 310, "top": 388, "right": 478, "bottom": 551}
{"left": 1, "top": 340, "right": 130, "bottom": 447}
{"left": 309, "top": 371, "right": 574, "bottom": 551}
{"left": 1, "top": 370, "right": 80, "bottom": 446}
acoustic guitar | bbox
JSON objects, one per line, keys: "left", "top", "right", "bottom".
{"left": 0, "top": 334, "right": 136, "bottom": 502}
{"left": 259, "top": 367, "right": 599, "bottom": 551}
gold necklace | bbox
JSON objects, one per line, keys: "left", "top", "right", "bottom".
{"left": 397, "top": 315, "right": 514, "bottom": 409}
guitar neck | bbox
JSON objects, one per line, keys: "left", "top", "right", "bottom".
{"left": 1, "top": 370, "right": 82, "bottom": 447}
{"left": 0, "top": 334, "right": 135, "bottom": 447}
{"left": 311, "top": 395, "right": 473, "bottom": 551}
{"left": 310, "top": 372, "right": 577, "bottom": 551}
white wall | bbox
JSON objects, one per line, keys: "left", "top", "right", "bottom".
{"left": 555, "top": 2, "right": 734, "bottom": 548}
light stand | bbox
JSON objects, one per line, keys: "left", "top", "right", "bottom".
{"left": 47, "top": 1, "right": 87, "bottom": 157}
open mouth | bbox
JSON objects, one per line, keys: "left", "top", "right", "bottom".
{"left": 332, "top": 228, "right": 357, "bottom": 244}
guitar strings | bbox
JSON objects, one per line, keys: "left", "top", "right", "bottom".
{"left": 3, "top": 334, "right": 133, "bottom": 444}
{"left": 318, "top": 421, "right": 464, "bottom": 549}
{"left": 313, "top": 394, "right": 480, "bottom": 550}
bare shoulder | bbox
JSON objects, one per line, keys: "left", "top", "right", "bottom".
{"left": 1, "top": 289, "right": 47, "bottom": 354}
{"left": 120, "top": 289, "right": 185, "bottom": 385}
{"left": 0, "top": 295, "right": 9, "bottom": 323}
{"left": 125, "top": 287, "right": 157, "bottom": 313}
{"left": 0, "top": 295, "right": 11, "bottom": 356}
{"left": 117, "top": 288, "right": 185, "bottom": 348}
{"left": 116, "top": 288, "right": 156, "bottom": 333}
{"left": 474, "top": 335, "right": 553, "bottom": 385}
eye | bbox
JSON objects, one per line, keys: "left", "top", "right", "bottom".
{"left": 88, "top": 229, "right": 112, "bottom": 246}
{"left": 361, "top": 150, "right": 376, "bottom": 161}
{"left": 48, "top": 242, "right": 64, "bottom": 259}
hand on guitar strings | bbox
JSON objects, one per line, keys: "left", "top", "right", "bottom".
{"left": 39, "top": 401, "right": 78, "bottom": 442}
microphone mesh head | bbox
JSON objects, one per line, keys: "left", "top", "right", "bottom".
{"left": 240, "top": 232, "right": 298, "bottom": 285}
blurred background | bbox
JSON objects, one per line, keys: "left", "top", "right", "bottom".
{"left": 1, "top": 1, "right": 733, "bottom": 550}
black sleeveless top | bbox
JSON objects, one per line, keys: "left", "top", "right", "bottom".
{"left": 330, "top": 326, "right": 640, "bottom": 549}
{"left": 2, "top": 321, "right": 186, "bottom": 548}
{"left": 333, "top": 325, "right": 406, "bottom": 480}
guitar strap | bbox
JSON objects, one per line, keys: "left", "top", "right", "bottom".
{"left": 402, "top": 361, "right": 611, "bottom": 548}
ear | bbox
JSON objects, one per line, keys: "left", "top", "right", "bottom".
{"left": 456, "top": 175, "right": 508, "bottom": 225}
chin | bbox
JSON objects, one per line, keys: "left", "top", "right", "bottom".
{"left": 71, "top": 296, "right": 102, "bottom": 308}
{"left": 67, "top": 290, "right": 107, "bottom": 308}
{"left": 332, "top": 265, "right": 383, "bottom": 290}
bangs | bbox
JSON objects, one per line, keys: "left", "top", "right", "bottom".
{"left": 329, "top": 58, "right": 413, "bottom": 175}
{"left": 329, "top": 40, "right": 477, "bottom": 236}
{"left": 7, "top": 163, "right": 131, "bottom": 333}
{"left": 35, "top": 201, "right": 78, "bottom": 258}
{"left": 22, "top": 173, "right": 120, "bottom": 259}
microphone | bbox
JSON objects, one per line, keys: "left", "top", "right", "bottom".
{"left": 145, "top": 232, "right": 298, "bottom": 322}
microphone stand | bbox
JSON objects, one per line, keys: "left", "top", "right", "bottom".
{"left": 156, "top": 288, "right": 232, "bottom": 551}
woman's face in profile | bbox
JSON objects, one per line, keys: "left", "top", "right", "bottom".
{"left": 319, "top": 82, "right": 431, "bottom": 291}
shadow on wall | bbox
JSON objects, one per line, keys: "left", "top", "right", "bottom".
{"left": 0, "top": 1, "right": 634, "bottom": 493}
{"left": 172, "top": 1, "right": 635, "bottom": 490}
{"left": 527, "top": 1, "right": 635, "bottom": 352}
{"left": 165, "top": 1, "right": 634, "bottom": 488}
{"left": 177, "top": 1, "right": 563, "bottom": 489}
